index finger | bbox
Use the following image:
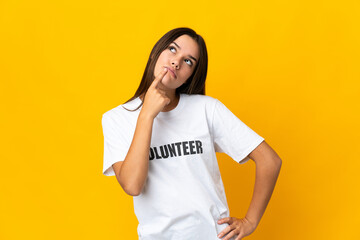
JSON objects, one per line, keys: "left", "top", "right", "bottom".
{"left": 150, "top": 67, "right": 168, "bottom": 89}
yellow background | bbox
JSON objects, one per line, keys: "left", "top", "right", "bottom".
{"left": 1, "top": 0, "right": 359, "bottom": 239}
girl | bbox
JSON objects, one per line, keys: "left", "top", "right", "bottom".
{"left": 102, "top": 27, "right": 282, "bottom": 240}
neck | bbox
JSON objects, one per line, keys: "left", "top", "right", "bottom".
{"left": 156, "top": 81, "right": 177, "bottom": 103}
{"left": 161, "top": 91, "right": 179, "bottom": 112}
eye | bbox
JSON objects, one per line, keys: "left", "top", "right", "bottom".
{"left": 168, "top": 46, "right": 176, "bottom": 53}
{"left": 168, "top": 46, "right": 193, "bottom": 67}
{"left": 185, "top": 59, "right": 193, "bottom": 66}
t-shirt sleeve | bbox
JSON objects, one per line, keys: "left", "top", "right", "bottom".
{"left": 101, "top": 112, "right": 128, "bottom": 176}
{"left": 211, "top": 99, "right": 265, "bottom": 164}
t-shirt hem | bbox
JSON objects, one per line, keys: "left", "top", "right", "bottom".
{"left": 103, "top": 163, "right": 117, "bottom": 176}
{"left": 236, "top": 137, "right": 265, "bottom": 164}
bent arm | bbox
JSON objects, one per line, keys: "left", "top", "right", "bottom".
{"left": 116, "top": 112, "right": 154, "bottom": 196}
{"left": 244, "top": 141, "right": 282, "bottom": 227}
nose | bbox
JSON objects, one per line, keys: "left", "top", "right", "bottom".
{"left": 171, "top": 59, "right": 180, "bottom": 70}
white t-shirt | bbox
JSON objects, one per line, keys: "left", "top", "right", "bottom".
{"left": 102, "top": 93, "right": 264, "bottom": 240}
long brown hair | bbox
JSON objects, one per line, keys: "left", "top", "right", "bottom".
{"left": 122, "top": 27, "right": 208, "bottom": 111}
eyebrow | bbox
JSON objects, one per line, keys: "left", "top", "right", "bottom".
{"left": 171, "top": 41, "right": 198, "bottom": 62}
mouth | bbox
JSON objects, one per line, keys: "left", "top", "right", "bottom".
{"left": 165, "top": 66, "right": 177, "bottom": 78}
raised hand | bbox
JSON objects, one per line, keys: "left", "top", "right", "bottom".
{"left": 141, "top": 67, "right": 171, "bottom": 119}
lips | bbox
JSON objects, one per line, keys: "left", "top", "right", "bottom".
{"left": 165, "top": 66, "right": 177, "bottom": 78}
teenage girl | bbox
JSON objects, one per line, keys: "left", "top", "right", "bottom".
{"left": 102, "top": 27, "right": 282, "bottom": 240}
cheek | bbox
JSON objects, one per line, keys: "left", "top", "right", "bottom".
{"left": 179, "top": 70, "right": 192, "bottom": 84}
{"left": 184, "top": 68, "right": 194, "bottom": 78}
{"left": 155, "top": 52, "right": 167, "bottom": 65}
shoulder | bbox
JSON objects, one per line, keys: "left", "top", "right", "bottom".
{"left": 183, "top": 93, "right": 218, "bottom": 106}
{"left": 182, "top": 94, "right": 219, "bottom": 118}
{"left": 102, "top": 97, "right": 141, "bottom": 123}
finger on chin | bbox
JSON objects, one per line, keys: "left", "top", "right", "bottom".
{"left": 157, "top": 82, "right": 166, "bottom": 91}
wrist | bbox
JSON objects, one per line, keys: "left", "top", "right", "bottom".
{"left": 245, "top": 215, "right": 259, "bottom": 229}
{"left": 139, "top": 110, "right": 155, "bottom": 121}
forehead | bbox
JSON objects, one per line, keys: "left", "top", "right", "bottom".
{"left": 172, "top": 34, "right": 200, "bottom": 60}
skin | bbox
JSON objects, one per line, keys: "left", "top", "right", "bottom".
{"left": 140, "top": 34, "right": 200, "bottom": 112}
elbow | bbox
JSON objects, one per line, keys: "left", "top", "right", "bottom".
{"left": 272, "top": 156, "right": 282, "bottom": 169}
{"left": 118, "top": 179, "right": 142, "bottom": 196}
{"left": 115, "top": 171, "right": 141, "bottom": 196}
{"left": 123, "top": 186, "right": 141, "bottom": 196}
{"left": 125, "top": 182, "right": 143, "bottom": 196}
{"left": 274, "top": 157, "right": 282, "bottom": 173}
{"left": 274, "top": 156, "right": 282, "bottom": 165}
{"left": 115, "top": 167, "right": 145, "bottom": 196}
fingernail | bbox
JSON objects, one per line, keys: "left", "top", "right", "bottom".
{"left": 164, "top": 67, "right": 168, "bottom": 71}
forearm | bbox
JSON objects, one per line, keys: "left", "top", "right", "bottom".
{"left": 245, "top": 157, "right": 282, "bottom": 227}
{"left": 119, "top": 111, "right": 154, "bottom": 195}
